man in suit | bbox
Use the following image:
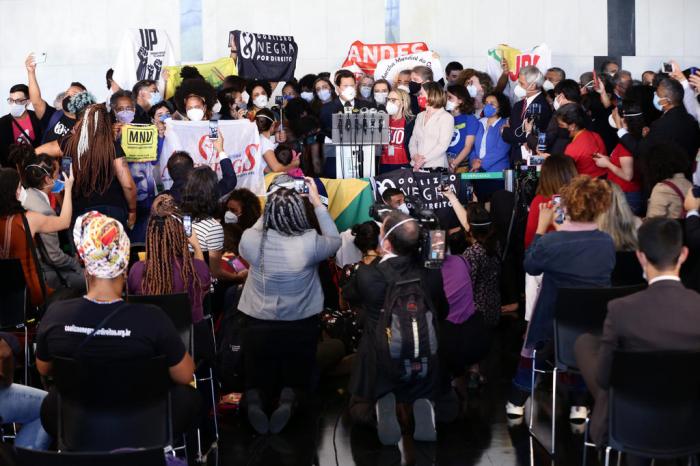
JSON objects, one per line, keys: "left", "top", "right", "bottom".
{"left": 618, "top": 78, "right": 700, "bottom": 163}
{"left": 501, "top": 66, "right": 553, "bottom": 165}
{"left": 574, "top": 218, "right": 700, "bottom": 445}
{"left": 319, "top": 69, "right": 375, "bottom": 178}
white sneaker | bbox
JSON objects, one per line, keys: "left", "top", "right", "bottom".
{"left": 505, "top": 401, "right": 525, "bottom": 418}
{"left": 569, "top": 406, "right": 589, "bottom": 423}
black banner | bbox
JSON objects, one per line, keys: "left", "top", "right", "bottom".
{"left": 229, "top": 30, "right": 298, "bottom": 81}
{"left": 374, "top": 168, "right": 462, "bottom": 229}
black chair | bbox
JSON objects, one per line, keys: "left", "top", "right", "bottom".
{"left": 52, "top": 355, "right": 172, "bottom": 451}
{"left": 127, "top": 293, "right": 219, "bottom": 461}
{"left": 16, "top": 446, "right": 166, "bottom": 466}
{"left": 529, "top": 285, "right": 646, "bottom": 457}
{"left": 0, "top": 259, "right": 31, "bottom": 385}
{"left": 604, "top": 350, "right": 700, "bottom": 466}
{"left": 128, "top": 242, "right": 146, "bottom": 270}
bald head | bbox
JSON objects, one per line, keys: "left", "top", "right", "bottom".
{"left": 383, "top": 212, "right": 420, "bottom": 256}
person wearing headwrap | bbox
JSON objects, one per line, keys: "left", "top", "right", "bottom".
{"left": 35, "top": 211, "right": 201, "bottom": 441}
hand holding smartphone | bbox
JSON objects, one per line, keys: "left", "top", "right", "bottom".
{"left": 183, "top": 214, "right": 192, "bottom": 237}
{"left": 32, "top": 52, "right": 47, "bottom": 65}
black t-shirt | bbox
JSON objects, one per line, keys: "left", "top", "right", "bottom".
{"left": 41, "top": 106, "right": 76, "bottom": 143}
{"left": 36, "top": 298, "right": 186, "bottom": 367}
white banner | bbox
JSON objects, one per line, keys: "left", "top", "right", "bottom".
{"left": 160, "top": 119, "right": 264, "bottom": 195}
{"left": 112, "top": 28, "right": 178, "bottom": 92}
{"left": 485, "top": 43, "right": 552, "bottom": 85}
{"left": 373, "top": 51, "right": 444, "bottom": 83}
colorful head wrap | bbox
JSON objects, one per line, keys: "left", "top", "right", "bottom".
{"left": 73, "top": 211, "right": 130, "bottom": 279}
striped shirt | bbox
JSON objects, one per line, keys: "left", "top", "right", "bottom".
{"left": 192, "top": 217, "right": 224, "bottom": 252}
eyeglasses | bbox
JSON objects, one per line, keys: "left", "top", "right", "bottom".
{"left": 7, "top": 98, "right": 28, "bottom": 105}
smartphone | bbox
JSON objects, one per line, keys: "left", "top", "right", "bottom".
{"left": 693, "top": 185, "right": 700, "bottom": 198}
{"left": 183, "top": 214, "right": 192, "bottom": 237}
{"left": 294, "top": 178, "right": 309, "bottom": 194}
{"left": 537, "top": 132, "right": 547, "bottom": 153}
{"left": 662, "top": 62, "right": 673, "bottom": 73}
{"left": 439, "top": 172, "right": 451, "bottom": 191}
{"left": 691, "top": 67, "right": 699, "bottom": 76}
{"left": 466, "top": 185, "right": 474, "bottom": 201}
{"left": 32, "top": 52, "right": 47, "bottom": 64}
{"left": 60, "top": 156, "right": 72, "bottom": 178}
{"left": 208, "top": 120, "right": 219, "bottom": 140}
{"left": 530, "top": 155, "right": 546, "bottom": 166}
{"left": 275, "top": 96, "right": 284, "bottom": 106}
{"left": 552, "top": 195, "right": 565, "bottom": 225}
{"left": 428, "top": 230, "right": 446, "bottom": 261}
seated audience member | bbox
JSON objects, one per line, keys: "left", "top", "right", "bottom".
{"left": 507, "top": 175, "right": 615, "bottom": 421}
{"left": 409, "top": 82, "right": 454, "bottom": 171}
{"left": 0, "top": 332, "right": 51, "bottom": 449}
{"left": 598, "top": 183, "right": 644, "bottom": 286}
{"left": 36, "top": 211, "right": 200, "bottom": 440}
{"left": 556, "top": 104, "right": 607, "bottom": 178}
{"left": 237, "top": 177, "right": 340, "bottom": 435}
{"left": 379, "top": 89, "right": 415, "bottom": 175}
{"left": 224, "top": 188, "right": 262, "bottom": 231}
{"left": 166, "top": 151, "right": 194, "bottom": 204}
{"left": 645, "top": 143, "right": 692, "bottom": 219}
{"left": 343, "top": 212, "right": 448, "bottom": 445}
{"left": 0, "top": 166, "right": 75, "bottom": 309}
{"left": 128, "top": 194, "right": 211, "bottom": 323}
{"left": 575, "top": 218, "right": 700, "bottom": 446}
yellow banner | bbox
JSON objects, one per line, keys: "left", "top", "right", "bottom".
{"left": 121, "top": 124, "right": 158, "bottom": 162}
{"left": 164, "top": 57, "right": 237, "bottom": 99}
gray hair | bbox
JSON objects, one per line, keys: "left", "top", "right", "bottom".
{"left": 519, "top": 66, "right": 545, "bottom": 90}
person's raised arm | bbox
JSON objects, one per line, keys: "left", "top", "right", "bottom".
{"left": 26, "top": 167, "right": 74, "bottom": 235}
{"left": 441, "top": 187, "right": 469, "bottom": 232}
{"left": 25, "top": 54, "right": 48, "bottom": 120}
{"left": 306, "top": 177, "right": 341, "bottom": 259}
{"left": 35, "top": 140, "right": 62, "bottom": 158}
{"left": 113, "top": 158, "right": 137, "bottom": 228}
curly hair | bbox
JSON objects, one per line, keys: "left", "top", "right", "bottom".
{"left": 174, "top": 78, "right": 217, "bottom": 116}
{"left": 225, "top": 188, "right": 262, "bottom": 230}
{"left": 560, "top": 175, "right": 612, "bottom": 223}
{"left": 66, "top": 91, "right": 97, "bottom": 117}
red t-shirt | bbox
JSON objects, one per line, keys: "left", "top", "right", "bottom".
{"left": 381, "top": 117, "right": 408, "bottom": 165}
{"left": 564, "top": 130, "right": 607, "bottom": 178}
{"left": 525, "top": 194, "right": 556, "bottom": 248}
{"left": 11, "top": 114, "right": 34, "bottom": 145}
{"left": 607, "top": 143, "right": 641, "bottom": 193}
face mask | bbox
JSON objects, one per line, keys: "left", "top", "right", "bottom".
{"left": 374, "top": 92, "right": 388, "bottom": 105}
{"left": 51, "top": 178, "right": 65, "bottom": 194}
{"left": 409, "top": 81, "right": 422, "bottom": 95}
{"left": 466, "top": 84, "right": 478, "bottom": 98}
{"left": 417, "top": 95, "right": 428, "bottom": 110}
{"left": 17, "top": 186, "right": 27, "bottom": 204}
{"left": 653, "top": 93, "right": 665, "bottom": 112}
{"left": 386, "top": 101, "right": 400, "bottom": 115}
{"left": 224, "top": 211, "right": 239, "bottom": 224}
{"left": 9, "top": 103, "right": 25, "bottom": 118}
{"left": 542, "top": 80, "right": 555, "bottom": 92}
{"left": 253, "top": 95, "right": 268, "bottom": 108}
{"left": 513, "top": 84, "right": 528, "bottom": 99}
{"left": 116, "top": 110, "right": 135, "bottom": 124}
{"left": 608, "top": 113, "right": 619, "bottom": 129}
{"left": 397, "top": 203, "right": 410, "bottom": 215}
{"left": 553, "top": 95, "right": 561, "bottom": 111}
{"left": 241, "top": 91, "right": 250, "bottom": 103}
{"left": 187, "top": 108, "right": 205, "bottom": 121}
{"left": 149, "top": 91, "right": 162, "bottom": 107}
{"left": 398, "top": 84, "right": 410, "bottom": 92}
{"left": 212, "top": 100, "right": 222, "bottom": 114}
{"left": 445, "top": 101, "right": 457, "bottom": 112}
{"left": 62, "top": 95, "right": 72, "bottom": 112}
{"left": 300, "top": 91, "right": 314, "bottom": 102}
{"left": 318, "top": 89, "right": 332, "bottom": 102}
{"left": 158, "top": 113, "right": 171, "bottom": 122}
{"left": 360, "top": 86, "right": 372, "bottom": 99}
{"left": 483, "top": 103, "right": 497, "bottom": 118}
{"left": 341, "top": 87, "right": 356, "bottom": 101}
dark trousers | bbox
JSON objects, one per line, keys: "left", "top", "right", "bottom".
{"left": 437, "top": 314, "right": 491, "bottom": 393}
{"left": 242, "top": 314, "right": 320, "bottom": 398}
{"left": 574, "top": 333, "right": 607, "bottom": 445}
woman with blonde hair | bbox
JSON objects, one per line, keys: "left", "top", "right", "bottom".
{"left": 409, "top": 82, "right": 454, "bottom": 171}
{"left": 378, "top": 89, "right": 415, "bottom": 174}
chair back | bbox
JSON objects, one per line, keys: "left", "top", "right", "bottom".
{"left": 127, "top": 293, "right": 193, "bottom": 351}
{"left": 0, "top": 259, "right": 27, "bottom": 328}
{"left": 554, "top": 285, "right": 646, "bottom": 371}
{"left": 15, "top": 447, "right": 166, "bottom": 466}
{"left": 609, "top": 350, "right": 700, "bottom": 458}
{"left": 52, "top": 356, "right": 172, "bottom": 451}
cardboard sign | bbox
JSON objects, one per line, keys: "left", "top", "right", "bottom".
{"left": 121, "top": 124, "right": 158, "bottom": 162}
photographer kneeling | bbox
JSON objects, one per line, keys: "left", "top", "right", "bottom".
{"left": 343, "top": 211, "right": 448, "bottom": 445}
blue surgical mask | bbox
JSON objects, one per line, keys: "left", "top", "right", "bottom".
{"left": 483, "top": 103, "right": 497, "bottom": 118}
{"left": 653, "top": 93, "right": 665, "bottom": 111}
{"left": 318, "top": 89, "right": 332, "bottom": 102}
{"left": 51, "top": 178, "right": 65, "bottom": 193}
{"left": 116, "top": 110, "right": 135, "bottom": 124}
{"left": 158, "top": 113, "right": 171, "bottom": 122}
{"left": 149, "top": 91, "right": 162, "bottom": 107}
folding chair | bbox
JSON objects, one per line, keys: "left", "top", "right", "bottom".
{"left": 0, "top": 259, "right": 32, "bottom": 386}
{"left": 16, "top": 446, "right": 166, "bottom": 466}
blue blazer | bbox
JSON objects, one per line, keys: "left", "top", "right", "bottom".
{"left": 469, "top": 118, "right": 511, "bottom": 172}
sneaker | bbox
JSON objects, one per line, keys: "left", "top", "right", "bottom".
{"left": 412, "top": 398, "right": 437, "bottom": 442}
{"left": 505, "top": 401, "right": 525, "bottom": 419}
{"left": 376, "top": 393, "right": 401, "bottom": 445}
{"left": 569, "top": 406, "right": 589, "bottom": 424}
{"left": 245, "top": 389, "right": 269, "bottom": 435}
{"left": 269, "top": 387, "right": 296, "bottom": 434}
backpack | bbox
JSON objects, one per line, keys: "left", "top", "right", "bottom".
{"left": 375, "top": 269, "right": 438, "bottom": 383}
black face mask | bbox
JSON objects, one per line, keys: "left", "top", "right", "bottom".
{"left": 62, "top": 95, "right": 72, "bottom": 113}
{"left": 409, "top": 81, "right": 422, "bottom": 95}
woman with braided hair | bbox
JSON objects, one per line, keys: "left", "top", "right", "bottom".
{"left": 238, "top": 176, "right": 341, "bottom": 435}
{"left": 61, "top": 104, "right": 137, "bottom": 228}
{"left": 127, "top": 194, "right": 211, "bottom": 323}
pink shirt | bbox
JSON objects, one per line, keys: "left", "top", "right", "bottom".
{"left": 11, "top": 114, "right": 34, "bottom": 144}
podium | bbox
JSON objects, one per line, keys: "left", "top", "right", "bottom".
{"left": 331, "top": 111, "right": 390, "bottom": 179}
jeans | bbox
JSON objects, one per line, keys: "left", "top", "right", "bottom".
{"left": 0, "top": 384, "right": 52, "bottom": 449}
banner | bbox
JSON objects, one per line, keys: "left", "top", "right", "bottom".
{"left": 341, "top": 40, "right": 429, "bottom": 76}
{"left": 160, "top": 119, "right": 263, "bottom": 194}
{"left": 373, "top": 51, "right": 444, "bottom": 83}
{"left": 112, "top": 29, "right": 177, "bottom": 92}
{"left": 164, "top": 57, "right": 236, "bottom": 99}
{"left": 121, "top": 124, "right": 158, "bottom": 162}
{"left": 486, "top": 43, "right": 552, "bottom": 84}
{"left": 229, "top": 30, "right": 297, "bottom": 81}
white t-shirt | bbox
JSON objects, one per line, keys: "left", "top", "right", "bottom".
{"left": 192, "top": 217, "right": 224, "bottom": 252}
{"left": 260, "top": 134, "right": 277, "bottom": 171}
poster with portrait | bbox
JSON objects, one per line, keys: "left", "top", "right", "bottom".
{"left": 112, "top": 29, "right": 178, "bottom": 91}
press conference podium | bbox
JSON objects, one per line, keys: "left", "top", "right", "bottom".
{"left": 330, "top": 111, "right": 390, "bottom": 179}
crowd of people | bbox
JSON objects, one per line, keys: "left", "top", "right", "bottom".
{"left": 1, "top": 45, "right": 700, "bottom": 463}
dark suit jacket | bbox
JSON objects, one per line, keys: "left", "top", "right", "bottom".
{"left": 684, "top": 216, "right": 700, "bottom": 293}
{"left": 0, "top": 111, "right": 43, "bottom": 167}
{"left": 620, "top": 106, "right": 700, "bottom": 162}
{"left": 597, "top": 280, "right": 700, "bottom": 390}
{"left": 319, "top": 98, "right": 376, "bottom": 140}
{"left": 501, "top": 92, "right": 553, "bottom": 165}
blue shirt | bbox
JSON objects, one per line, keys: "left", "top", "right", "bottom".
{"left": 469, "top": 117, "right": 511, "bottom": 172}
{"left": 447, "top": 113, "right": 479, "bottom": 158}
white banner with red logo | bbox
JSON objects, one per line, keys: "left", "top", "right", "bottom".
{"left": 341, "top": 40, "right": 429, "bottom": 76}
{"left": 485, "top": 43, "right": 552, "bottom": 84}
{"left": 373, "top": 51, "right": 444, "bottom": 83}
{"left": 160, "top": 119, "right": 263, "bottom": 194}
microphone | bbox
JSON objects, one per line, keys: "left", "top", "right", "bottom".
{"left": 337, "top": 112, "right": 344, "bottom": 143}
{"left": 362, "top": 112, "right": 368, "bottom": 134}
{"left": 345, "top": 112, "right": 351, "bottom": 132}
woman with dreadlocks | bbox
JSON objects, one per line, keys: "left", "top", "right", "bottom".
{"left": 61, "top": 104, "right": 137, "bottom": 228}
{"left": 127, "top": 194, "right": 211, "bottom": 323}
{"left": 237, "top": 176, "right": 341, "bottom": 435}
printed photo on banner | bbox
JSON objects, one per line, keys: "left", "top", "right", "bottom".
{"left": 341, "top": 40, "right": 429, "bottom": 76}
{"left": 120, "top": 124, "right": 158, "bottom": 162}
{"left": 373, "top": 51, "right": 444, "bottom": 83}
{"left": 164, "top": 57, "right": 236, "bottom": 99}
{"left": 111, "top": 28, "right": 177, "bottom": 91}
{"left": 229, "top": 30, "right": 298, "bottom": 81}
{"left": 159, "top": 119, "right": 263, "bottom": 194}
{"left": 485, "top": 43, "right": 552, "bottom": 84}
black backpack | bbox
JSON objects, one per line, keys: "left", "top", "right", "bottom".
{"left": 375, "top": 270, "right": 438, "bottom": 383}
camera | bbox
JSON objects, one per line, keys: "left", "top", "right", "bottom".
{"left": 406, "top": 195, "right": 446, "bottom": 269}
{"left": 439, "top": 172, "right": 452, "bottom": 191}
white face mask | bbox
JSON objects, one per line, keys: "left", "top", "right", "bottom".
{"left": 608, "top": 113, "right": 619, "bottom": 129}
{"left": 212, "top": 100, "right": 222, "bottom": 114}
{"left": 241, "top": 91, "right": 250, "bottom": 103}
{"left": 360, "top": 86, "right": 372, "bottom": 99}
{"left": 445, "top": 101, "right": 457, "bottom": 112}
{"left": 253, "top": 95, "right": 268, "bottom": 108}
{"left": 9, "top": 103, "right": 26, "bottom": 118}
{"left": 397, "top": 84, "right": 410, "bottom": 92}
{"left": 341, "top": 87, "right": 356, "bottom": 101}
{"left": 374, "top": 92, "right": 388, "bottom": 105}
{"left": 300, "top": 91, "right": 314, "bottom": 102}
{"left": 186, "top": 108, "right": 205, "bottom": 121}
{"left": 513, "top": 84, "right": 528, "bottom": 99}
{"left": 542, "top": 80, "right": 555, "bottom": 92}
{"left": 224, "top": 211, "right": 239, "bottom": 224}
{"left": 397, "top": 203, "right": 410, "bottom": 215}
{"left": 17, "top": 185, "right": 27, "bottom": 204}
{"left": 466, "top": 84, "right": 478, "bottom": 98}
{"left": 553, "top": 95, "right": 561, "bottom": 111}
{"left": 386, "top": 101, "right": 400, "bottom": 116}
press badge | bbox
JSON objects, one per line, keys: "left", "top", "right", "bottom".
{"left": 388, "top": 145, "right": 395, "bottom": 156}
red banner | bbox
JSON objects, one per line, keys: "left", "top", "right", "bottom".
{"left": 341, "top": 40, "right": 429, "bottom": 75}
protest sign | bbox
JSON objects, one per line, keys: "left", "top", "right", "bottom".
{"left": 163, "top": 57, "right": 236, "bottom": 99}
{"left": 229, "top": 30, "right": 297, "bottom": 81}
{"left": 373, "top": 51, "right": 444, "bottom": 83}
{"left": 341, "top": 40, "right": 429, "bottom": 76}
{"left": 112, "top": 29, "right": 177, "bottom": 91}
{"left": 485, "top": 43, "right": 552, "bottom": 84}
{"left": 121, "top": 124, "right": 158, "bottom": 162}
